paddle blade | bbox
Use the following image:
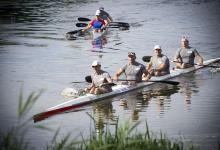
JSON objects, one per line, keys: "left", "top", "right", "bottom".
{"left": 85, "top": 76, "right": 92, "bottom": 83}
{"left": 109, "top": 22, "right": 130, "bottom": 28}
{"left": 142, "top": 56, "right": 152, "bottom": 62}
{"left": 76, "top": 23, "right": 88, "bottom": 27}
{"left": 66, "top": 29, "right": 82, "bottom": 34}
{"left": 149, "top": 80, "right": 179, "bottom": 85}
{"left": 65, "top": 29, "right": 84, "bottom": 40}
{"left": 78, "top": 17, "right": 91, "bottom": 21}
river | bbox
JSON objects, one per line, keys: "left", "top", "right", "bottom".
{"left": 0, "top": 0, "right": 220, "bottom": 149}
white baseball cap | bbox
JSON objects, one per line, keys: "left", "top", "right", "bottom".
{"left": 95, "top": 10, "right": 101, "bottom": 16}
{"left": 154, "top": 45, "right": 161, "bottom": 50}
{"left": 92, "top": 60, "right": 101, "bottom": 66}
{"left": 181, "top": 37, "right": 189, "bottom": 42}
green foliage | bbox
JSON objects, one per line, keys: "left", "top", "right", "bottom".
{"left": 48, "top": 120, "right": 198, "bottom": 150}
{"left": 0, "top": 88, "right": 45, "bottom": 150}
{"left": 18, "top": 88, "right": 44, "bottom": 118}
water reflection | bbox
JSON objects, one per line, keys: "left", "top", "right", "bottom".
{"left": 90, "top": 99, "right": 118, "bottom": 136}
{"left": 120, "top": 84, "right": 180, "bottom": 119}
{"left": 86, "top": 83, "right": 181, "bottom": 139}
{"left": 141, "top": 84, "right": 179, "bottom": 115}
{"left": 178, "top": 72, "right": 203, "bottom": 111}
{"left": 89, "top": 76, "right": 203, "bottom": 136}
{"left": 91, "top": 36, "right": 107, "bottom": 49}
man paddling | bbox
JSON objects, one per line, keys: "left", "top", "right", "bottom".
{"left": 114, "top": 52, "right": 148, "bottom": 84}
{"left": 98, "top": 7, "right": 113, "bottom": 25}
{"left": 174, "top": 37, "right": 203, "bottom": 69}
{"left": 85, "top": 60, "right": 113, "bottom": 94}
{"left": 144, "top": 45, "right": 170, "bottom": 80}
{"left": 82, "top": 10, "right": 107, "bottom": 33}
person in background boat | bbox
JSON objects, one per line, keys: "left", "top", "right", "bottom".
{"left": 82, "top": 10, "right": 107, "bottom": 33}
{"left": 98, "top": 7, "right": 113, "bottom": 25}
{"left": 143, "top": 45, "right": 170, "bottom": 80}
{"left": 85, "top": 60, "right": 113, "bottom": 95}
{"left": 174, "top": 37, "right": 203, "bottom": 69}
{"left": 114, "top": 52, "right": 148, "bottom": 84}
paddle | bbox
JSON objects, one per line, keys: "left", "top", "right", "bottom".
{"left": 76, "top": 23, "right": 88, "bottom": 27}
{"left": 142, "top": 55, "right": 219, "bottom": 68}
{"left": 78, "top": 17, "right": 91, "bottom": 21}
{"left": 76, "top": 22, "right": 129, "bottom": 29}
{"left": 66, "top": 29, "right": 82, "bottom": 34}
{"left": 172, "top": 60, "right": 219, "bottom": 68}
{"left": 77, "top": 17, "right": 130, "bottom": 28}
{"left": 85, "top": 75, "right": 179, "bottom": 85}
{"left": 142, "top": 56, "right": 152, "bottom": 62}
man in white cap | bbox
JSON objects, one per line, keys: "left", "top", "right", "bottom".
{"left": 85, "top": 60, "right": 112, "bottom": 94}
{"left": 144, "top": 45, "right": 170, "bottom": 79}
{"left": 114, "top": 52, "right": 148, "bottom": 84}
{"left": 98, "top": 7, "right": 113, "bottom": 25}
{"left": 174, "top": 37, "right": 203, "bottom": 69}
{"left": 82, "top": 10, "right": 107, "bottom": 33}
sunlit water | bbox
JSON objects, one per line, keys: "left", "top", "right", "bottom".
{"left": 0, "top": 0, "right": 220, "bottom": 149}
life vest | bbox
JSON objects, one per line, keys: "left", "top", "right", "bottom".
{"left": 90, "top": 19, "right": 105, "bottom": 29}
{"left": 93, "top": 20, "right": 103, "bottom": 29}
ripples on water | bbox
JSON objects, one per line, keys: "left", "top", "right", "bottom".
{"left": 0, "top": 0, "right": 220, "bottom": 149}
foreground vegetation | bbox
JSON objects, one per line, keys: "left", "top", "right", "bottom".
{"left": 1, "top": 89, "right": 217, "bottom": 150}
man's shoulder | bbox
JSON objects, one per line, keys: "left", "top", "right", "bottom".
{"left": 135, "top": 61, "right": 145, "bottom": 68}
{"left": 189, "top": 46, "right": 197, "bottom": 51}
{"left": 162, "top": 54, "right": 169, "bottom": 59}
{"left": 102, "top": 70, "right": 109, "bottom": 74}
{"left": 101, "top": 10, "right": 109, "bottom": 15}
{"left": 176, "top": 47, "right": 183, "bottom": 51}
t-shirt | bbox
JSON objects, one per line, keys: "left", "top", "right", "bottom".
{"left": 121, "top": 62, "right": 146, "bottom": 82}
{"left": 150, "top": 54, "right": 170, "bottom": 74}
{"left": 91, "top": 70, "right": 111, "bottom": 87}
{"left": 90, "top": 19, "right": 106, "bottom": 29}
{"left": 174, "top": 47, "right": 199, "bottom": 65}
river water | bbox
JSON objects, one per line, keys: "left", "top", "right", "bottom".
{"left": 0, "top": 0, "right": 220, "bottom": 149}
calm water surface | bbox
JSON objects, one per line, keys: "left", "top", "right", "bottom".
{"left": 0, "top": 0, "right": 220, "bottom": 149}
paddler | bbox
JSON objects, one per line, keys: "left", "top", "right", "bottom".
{"left": 143, "top": 45, "right": 170, "bottom": 80}
{"left": 174, "top": 37, "right": 203, "bottom": 69}
{"left": 114, "top": 52, "right": 148, "bottom": 84}
{"left": 82, "top": 10, "right": 107, "bottom": 33}
{"left": 98, "top": 7, "right": 113, "bottom": 25}
{"left": 85, "top": 60, "right": 113, "bottom": 95}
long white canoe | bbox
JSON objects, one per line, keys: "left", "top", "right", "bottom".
{"left": 33, "top": 58, "right": 220, "bottom": 122}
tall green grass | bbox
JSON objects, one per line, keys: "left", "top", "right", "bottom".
{"left": 0, "top": 88, "right": 48, "bottom": 150}
{"left": 0, "top": 89, "right": 212, "bottom": 150}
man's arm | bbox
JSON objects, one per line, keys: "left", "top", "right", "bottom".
{"left": 114, "top": 68, "right": 124, "bottom": 81}
{"left": 106, "top": 73, "right": 113, "bottom": 83}
{"left": 108, "top": 15, "right": 113, "bottom": 22}
{"left": 82, "top": 21, "right": 93, "bottom": 32}
{"left": 194, "top": 49, "right": 203, "bottom": 65}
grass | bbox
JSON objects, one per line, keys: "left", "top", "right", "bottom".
{"left": 1, "top": 88, "right": 215, "bottom": 150}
